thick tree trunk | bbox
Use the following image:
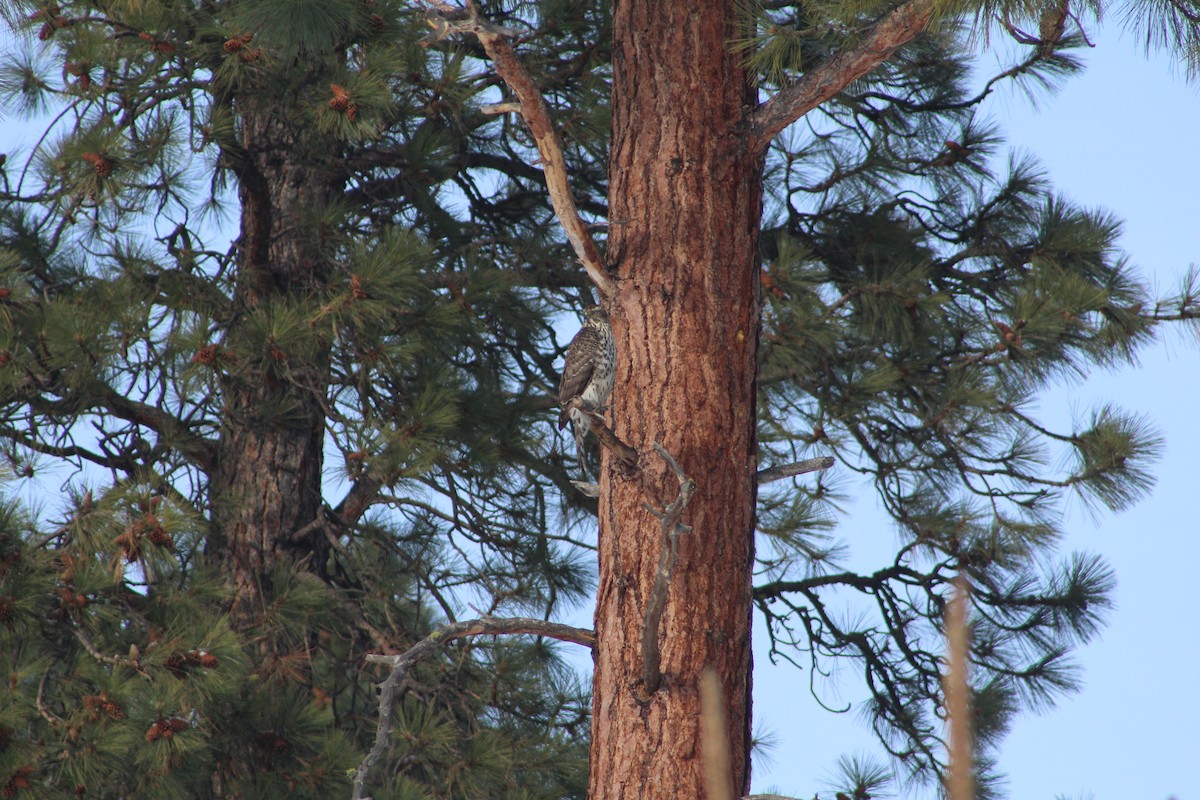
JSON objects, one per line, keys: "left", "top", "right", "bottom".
{"left": 591, "top": 2, "right": 763, "bottom": 798}
{"left": 208, "top": 106, "right": 335, "bottom": 627}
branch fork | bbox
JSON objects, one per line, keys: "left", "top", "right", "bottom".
{"left": 417, "top": 0, "right": 614, "bottom": 298}
{"left": 351, "top": 615, "right": 595, "bottom": 800}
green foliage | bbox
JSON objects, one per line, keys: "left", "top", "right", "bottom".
{"left": 749, "top": 0, "right": 1197, "bottom": 793}
{"left": 0, "top": 0, "right": 598, "bottom": 798}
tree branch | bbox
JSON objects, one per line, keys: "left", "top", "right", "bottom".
{"left": 744, "top": 0, "right": 936, "bottom": 154}
{"left": 636, "top": 443, "right": 696, "bottom": 700}
{"left": 101, "top": 389, "right": 217, "bottom": 470}
{"left": 0, "top": 423, "right": 130, "bottom": 472}
{"left": 334, "top": 475, "right": 384, "bottom": 524}
{"left": 351, "top": 616, "right": 595, "bottom": 800}
{"left": 420, "top": 2, "right": 615, "bottom": 298}
{"left": 567, "top": 398, "right": 639, "bottom": 471}
{"left": 753, "top": 563, "right": 940, "bottom": 602}
{"left": 568, "top": 453, "right": 825, "bottom": 496}
{"left": 73, "top": 625, "right": 144, "bottom": 673}
{"left": 756, "top": 456, "right": 834, "bottom": 484}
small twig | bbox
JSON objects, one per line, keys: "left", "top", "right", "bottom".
{"left": 36, "top": 666, "right": 62, "bottom": 726}
{"left": 418, "top": 2, "right": 614, "bottom": 298}
{"left": 28, "top": 490, "right": 94, "bottom": 550}
{"left": 637, "top": 443, "right": 696, "bottom": 700}
{"left": 569, "top": 479, "right": 599, "bottom": 498}
{"left": 652, "top": 441, "right": 687, "bottom": 483}
{"left": 1065, "top": 7, "right": 1097, "bottom": 47}
{"left": 756, "top": 456, "right": 835, "bottom": 485}
{"left": 480, "top": 101, "right": 521, "bottom": 115}
{"left": 351, "top": 616, "right": 595, "bottom": 800}
{"left": 997, "top": 11, "right": 1039, "bottom": 45}
{"left": 73, "top": 625, "right": 142, "bottom": 671}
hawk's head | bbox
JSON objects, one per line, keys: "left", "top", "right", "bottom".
{"left": 582, "top": 305, "right": 608, "bottom": 324}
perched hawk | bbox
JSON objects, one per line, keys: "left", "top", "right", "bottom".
{"left": 558, "top": 305, "right": 615, "bottom": 476}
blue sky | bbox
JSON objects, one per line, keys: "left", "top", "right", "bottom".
{"left": 750, "top": 27, "right": 1200, "bottom": 800}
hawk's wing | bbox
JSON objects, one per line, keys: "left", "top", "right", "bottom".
{"left": 557, "top": 325, "right": 602, "bottom": 428}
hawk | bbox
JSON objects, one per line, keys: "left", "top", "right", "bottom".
{"left": 558, "top": 305, "right": 615, "bottom": 476}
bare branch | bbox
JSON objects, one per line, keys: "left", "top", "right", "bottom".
{"left": 334, "top": 475, "right": 383, "bottom": 524}
{"left": 570, "top": 479, "right": 600, "bottom": 497}
{"left": 73, "top": 626, "right": 145, "bottom": 673}
{"left": 36, "top": 666, "right": 63, "bottom": 726}
{"left": 582, "top": 405, "right": 639, "bottom": 471}
{"left": 754, "top": 563, "right": 940, "bottom": 602}
{"left": 351, "top": 616, "right": 595, "bottom": 800}
{"left": 292, "top": 474, "right": 385, "bottom": 550}
{"left": 744, "top": 0, "right": 936, "bottom": 153}
{"left": 101, "top": 388, "right": 217, "bottom": 470}
{"left": 420, "top": 4, "right": 615, "bottom": 298}
{"left": 480, "top": 101, "right": 522, "bottom": 115}
{"left": 756, "top": 456, "right": 835, "bottom": 484}
{"left": 637, "top": 443, "right": 696, "bottom": 700}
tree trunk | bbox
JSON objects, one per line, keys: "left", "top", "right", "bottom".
{"left": 208, "top": 105, "right": 335, "bottom": 627}
{"left": 591, "top": 2, "right": 763, "bottom": 798}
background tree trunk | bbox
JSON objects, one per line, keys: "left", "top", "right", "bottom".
{"left": 591, "top": 2, "right": 764, "bottom": 797}
{"left": 208, "top": 105, "right": 335, "bottom": 626}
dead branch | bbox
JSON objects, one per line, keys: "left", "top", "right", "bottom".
{"left": 636, "top": 443, "right": 696, "bottom": 700}
{"left": 756, "top": 456, "right": 835, "bottom": 485}
{"left": 569, "top": 479, "right": 600, "bottom": 497}
{"left": 36, "top": 666, "right": 62, "bottom": 726}
{"left": 560, "top": 397, "right": 637, "bottom": 490}
{"left": 27, "top": 490, "right": 93, "bottom": 550}
{"left": 745, "top": 0, "right": 936, "bottom": 154}
{"left": 351, "top": 616, "right": 595, "bottom": 800}
{"left": 567, "top": 397, "right": 638, "bottom": 471}
{"left": 480, "top": 101, "right": 522, "bottom": 115}
{"left": 419, "top": 2, "right": 614, "bottom": 298}
{"left": 73, "top": 625, "right": 144, "bottom": 672}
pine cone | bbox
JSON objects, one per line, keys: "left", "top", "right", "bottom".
{"left": 328, "top": 84, "right": 351, "bottom": 111}
{"left": 80, "top": 152, "right": 112, "bottom": 178}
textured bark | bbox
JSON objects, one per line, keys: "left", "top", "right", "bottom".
{"left": 208, "top": 104, "right": 335, "bottom": 627}
{"left": 591, "top": 2, "right": 763, "bottom": 798}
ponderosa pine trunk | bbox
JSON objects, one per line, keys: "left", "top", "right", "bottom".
{"left": 592, "top": 2, "right": 764, "bottom": 797}
{"left": 207, "top": 104, "right": 335, "bottom": 628}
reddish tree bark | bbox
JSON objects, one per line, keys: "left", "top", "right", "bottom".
{"left": 592, "top": 2, "right": 764, "bottom": 797}
{"left": 591, "top": 2, "right": 936, "bottom": 798}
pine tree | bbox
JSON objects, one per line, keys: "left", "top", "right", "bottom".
{"left": 0, "top": 1, "right": 602, "bottom": 797}
{"left": 3, "top": 2, "right": 1200, "bottom": 800}
{"left": 585, "top": 0, "right": 1200, "bottom": 797}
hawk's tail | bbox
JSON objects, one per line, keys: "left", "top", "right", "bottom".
{"left": 573, "top": 422, "right": 594, "bottom": 481}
